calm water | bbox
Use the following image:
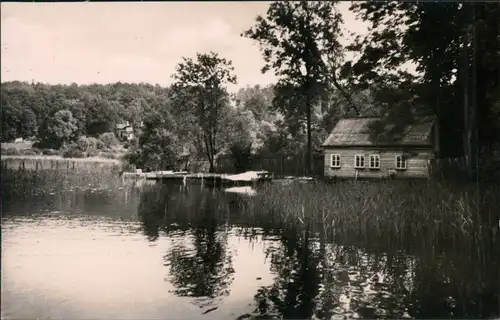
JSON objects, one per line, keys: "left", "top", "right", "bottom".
{"left": 1, "top": 177, "right": 498, "bottom": 320}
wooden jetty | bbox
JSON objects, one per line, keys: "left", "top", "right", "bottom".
{"left": 122, "top": 170, "right": 274, "bottom": 187}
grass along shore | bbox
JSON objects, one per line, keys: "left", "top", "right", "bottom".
{"left": 243, "top": 180, "right": 498, "bottom": 251}
{"left": 1, "top": 155, "right": 123, "bottom": 174}
{"left": 1, "top": 167, "right": 126, "bottom": 200}
{"left": 1, "top": 154, "right": 122, "bottom": 163}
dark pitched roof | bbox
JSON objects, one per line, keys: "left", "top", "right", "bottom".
{"left": 321, "top": 117, "right": 435, "bottom": 147}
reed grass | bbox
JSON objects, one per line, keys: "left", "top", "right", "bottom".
{"left": 137, "top": 179, "right": 498, "bottom": 255}
{"left": 1, "top": 167, "right": 125, "bottom": 200}
{"left": 1, "top": 155, "right": 122, "bottom": 172}
{"left": 239, "top": 180, "right": 499, "bottom": 254}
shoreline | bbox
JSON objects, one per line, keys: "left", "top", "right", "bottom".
{"left": 1, "top": 154, "right": 122, "bottom": 164}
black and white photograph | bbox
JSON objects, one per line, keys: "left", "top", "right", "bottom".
{"left": 1, "top": 1, "right": 499, "bottom": 319}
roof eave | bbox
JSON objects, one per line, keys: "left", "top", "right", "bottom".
{"left": 321, "top": 143, "right": 434, "bottom": 149}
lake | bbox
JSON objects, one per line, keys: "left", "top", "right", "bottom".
{"left": 1, "top": 172, "right": 499, "bottom": 319}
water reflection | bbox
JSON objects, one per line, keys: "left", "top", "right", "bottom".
{"left": 255, "top": 227, "right": 322, "bottom": 319}
{"left": 2, "top": 173, "right": 499, "bottom": 319}
{"left": 135, "top": 182, "right": 498, "bottom": 319}
{"left": 138, "top": 184, "right": 235, "bottom": 309}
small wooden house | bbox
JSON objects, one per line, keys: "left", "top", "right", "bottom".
{"left": 116, "top": 121, "right": 135, "bottom": 141}
{"left": 321, "top": 117, "right": 437, "bottom": 179}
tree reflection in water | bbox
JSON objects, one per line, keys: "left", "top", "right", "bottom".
{"left": 138, "top": 183, "right": 234, "bottom": 308}
{"left": 252, "top": 229, "right": 498, "bottom": 319}
{"left": 137, "top": 183, "right": 499, "bottom": 319}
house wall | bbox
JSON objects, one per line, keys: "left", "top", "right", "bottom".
{"left": 323, "top": 147, "right": 434, "bottom": 179}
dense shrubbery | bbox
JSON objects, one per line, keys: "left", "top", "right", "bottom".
{"left": 21, "top": 149, "right": 39, "bottom": 156}
{"left": 62, "top": 146, "right": 86, "bottom": 158}
{"left": 98, "top": 132, "right": 119, "bottom": 149}
{"left": 99, "top": 151, "right": 119, "bottom": 159}
{"left": 57, "top": 135, "right": 125, "bottom": 159}
{"left": 1, "top": 147, "right": 42, "bottom": 156}
{"left": 1, "top": 134, "right": 124, "bottom": 160}
{"left": 42, "top": 149, "right": 61, "bottom": 156}
{"left": 1, "top": 148, "right": 21, "bottom": 156}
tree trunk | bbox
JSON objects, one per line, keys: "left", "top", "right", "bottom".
{"left": 462, "top": 5, "right": 478, "bottom": 181}
{"left": 203, "top": 133, "right": 214, "bottom": 173}
{"left": 462, "top": 30, "right": 471, "bottom": 178}
{"left": 470, "top": 3, "right": 478, "bottom": 180}
{"left": 306, "top": 94, "right": 312, "bottom": 176}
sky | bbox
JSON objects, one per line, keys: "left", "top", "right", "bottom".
{"left": 1, "top": 1, "right": 368, "bottom": 92}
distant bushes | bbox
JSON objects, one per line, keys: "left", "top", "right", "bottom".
{"left": 2, "top": 143, "right": 123, "bottom": 160}
{"left": 229, "top": 142, "right": 253, "bottom": 173}
{"left": 42, "top": 149, "right": 61, "bottom": 156}
{"left": 1, "top": 148, "right": 21, "bottom": 156}
{"left": 21, "top": 148, "right": 40, "bottom": 156}
{"left": 98, "top": 132, "right": 119, "bottom": 149}
{"left": 60, "top": 134, "right": 122, "bottom": 159}
{"left": 99, "top": 151, "right": 119, "bottom": 159}
{"left": 2, "top": 132, "right": 124, "bottom": 160}
{"left": 62, "top": 146, "right": 86, "bottom": 158}
{"left": 1, "top": 147, "right": 42, "bottom": 156}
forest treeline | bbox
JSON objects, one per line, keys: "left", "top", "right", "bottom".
{"left": 1, "top": 1, "right": 499, "bottom": 177}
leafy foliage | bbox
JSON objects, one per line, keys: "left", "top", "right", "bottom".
{"left": 1, "top": 81, "right": 170, "bottom": 145}
{"left": 98, "top": 132, "right": 119, "bottom": 150}
{"left": 127, "top": 110, "right": 181, "bottom": 171}
{"left": 347, "top": 1, "right": 500, "bottom": 171}
{"left": 243, "top": 1, "right": 357, "bottom": 174}
{"left": 40, "top": 110, "right": 78, "bottom": 149}
{"left": 171, "top": 52, "right": 237, "bottom": 172}
{"left": 223, "top": 108, "right": 254, "bottom": 172}
{"left": 2, "top": 1, "right": 498, "bottom": 179}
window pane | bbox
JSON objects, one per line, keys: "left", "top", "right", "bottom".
{"left": 332, "top": 155, "right": 340, "bottom": 167}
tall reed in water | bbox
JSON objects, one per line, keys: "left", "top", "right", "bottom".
{"left": 1, "top": 168, "right": 125, "bottom": 199}
{"left": 243, "top": 180, "right": 498, "bottom": 253}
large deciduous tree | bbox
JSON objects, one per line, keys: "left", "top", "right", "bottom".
{"left": 171, "top": 52, "right": 237, "bottom": 173}
{"left": 127, "top": 110, "right": 180, "bottom": 171}
{"left": 347, "top": 1, "right": 500, "bottom": 178}
{"left": 243, "top": 1, "right": 356, "bottom": 175}
{"left": 40, "top": 109, "right": 78, "bottom": 149}
{"left": 82, "top": 93, "right": 119, "bottom": 137}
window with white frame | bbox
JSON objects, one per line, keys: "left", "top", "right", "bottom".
{"left": 369, "top": 154, "right": 380, "bottom": 169}
{"left": 330, "top": 154, "right": 341, "bottom": 168}
{"left": 395, "top": 155, "right": 407, "bottom": 170}
{"left": 354, "top": 154, "right": 365, "bottom": 168}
